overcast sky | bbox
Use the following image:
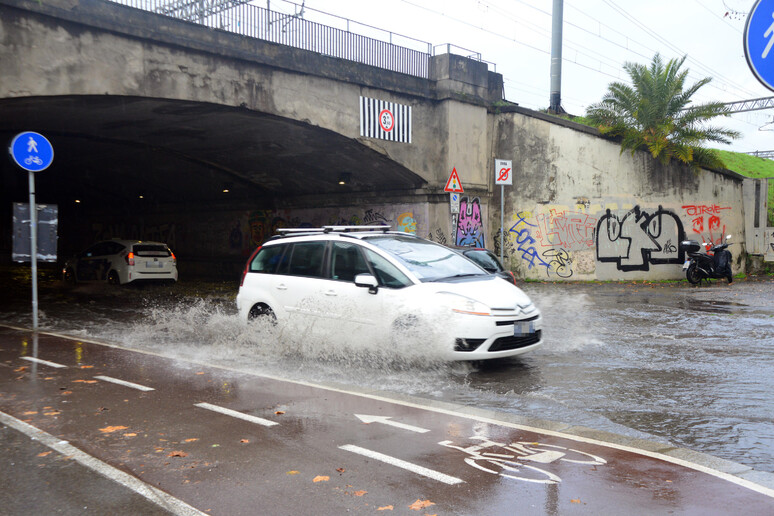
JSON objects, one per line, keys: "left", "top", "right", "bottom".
{"left": 269, "top": 0, "right": 773, "bottom": 154}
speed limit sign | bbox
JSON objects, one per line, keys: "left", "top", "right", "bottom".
{"left": 379, "top": 109, "right": 395, "bottom": 132}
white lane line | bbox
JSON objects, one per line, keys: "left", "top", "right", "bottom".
{"left": 194, "top": 402, "right": 278, "bottom": 427}
{"left": 94, "top": 375, "right": 155, "bottom": 392}
{"left": 21, "top": 356, "right": 67, "bottom": 368}
{"left": 0, "top": 410, "right": 207, "bottom": 516}
{"left": 339, "top": 444, "right": 464, "bottom": 485}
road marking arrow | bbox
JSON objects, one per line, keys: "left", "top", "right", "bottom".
{"left": 355, "top": 414, "right": 430, "bottom": 433}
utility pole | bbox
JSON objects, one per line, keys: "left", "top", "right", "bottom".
{"left": 549, "top": 0, "right": 565, "bottom": 114}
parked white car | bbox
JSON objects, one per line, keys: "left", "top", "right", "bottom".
{"left": 236, "top": 226, "right": 542, "bottom": 360}
{"left": 62, "top": 239, "right": 178, "bottom": 285}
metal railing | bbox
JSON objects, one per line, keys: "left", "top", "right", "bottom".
{"left": 107, "top": 0, "right": 434, "bottom": 78}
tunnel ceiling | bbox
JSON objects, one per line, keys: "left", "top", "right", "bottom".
{"left": 0, "top": 96, "right": 426, "bottom": 210}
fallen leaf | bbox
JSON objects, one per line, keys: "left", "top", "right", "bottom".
{"left": 313, "top": 476, "right": 330, "bottom": 483}
{"left": 184, "top": 438, "right": 199, "bottom": 443}
{"left": 409, "top": 500, "right": 435, "bottom": 511}
{"left": 287, "top": 470, "right": 300, "bottom": 475}
{"left": 377, "top": 506, "right": 394, "bottom": 511}
{"left": 37, "top": 451, "right": 51, "bottom": 457}
{"left": 196, "top": 372, "right": 205, "bottom": 375}
{"left": 124, "top": 433, "right": 137, "bottom": 437}
{"left": 61, "top": 391, "right": 73, "bottom": 395}
{"left": 571, "top": 499, "right": 581, "bottom": 504}
{"left": 44, "top": 377, "right": 54, "bottom": 380}
{"left": 43, "top": 411, "right": 61, "bottom": 416}
{"left": 353, "top": 490, "right": 367, "bottom": 497}
{"left": 79, "top": 365, "right": 94, "bottom": 369}
{"left": 336, "top": 468, "right": 346, "bottom": 473}
{"left": 275, "top": 411, "right": 285, "bottom": 415}
{"left": 73, "top": 380, "right": 97, "bottom": 384}
{"left": 168, "top": 451, "right": 188, "bottom": 457}
{"left": 211, "top": 444, "right": 220, "bottom": 448}
{"left": 240, "top": 439, "right": 250, "bottom": 444}
{"left": 99, "top": 426, "right": 128, "bottom": 433}
{"left": 22, "top": 411, "right": 37, "bottom": 416}
{"left": 14, "top": 366, "right": 27, "bottom": 372}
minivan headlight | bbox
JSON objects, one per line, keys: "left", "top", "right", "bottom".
{"left": 438, "top": 292, "right": 491, "bottom": 316}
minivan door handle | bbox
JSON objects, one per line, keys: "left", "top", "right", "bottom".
{"left": 324, "top": 290, "right": 337, "bottom": 297}
{"left": 276, "top": 284, "right": 288, "bottom": 291}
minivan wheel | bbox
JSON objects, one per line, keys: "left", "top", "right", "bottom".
{"left": 248, "top": 304, "right": 276, "bottom": 324}
{"left": 107, "top": 271, "right": 120, "bottom": 285}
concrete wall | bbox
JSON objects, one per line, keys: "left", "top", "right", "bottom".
{"left": 491, "top": 108, "right": 746, "bottom": 281}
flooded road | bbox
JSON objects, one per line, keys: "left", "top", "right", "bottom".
{"left": 2, "top": 266, "right": 773, "bottom": 475}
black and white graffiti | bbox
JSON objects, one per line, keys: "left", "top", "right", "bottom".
{"left": 596, "top": 205, "right": 685, "bottom": 271}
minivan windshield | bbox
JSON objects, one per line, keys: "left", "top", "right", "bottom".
{"left": 364, "top": 235, "right": 485, "bottom": 282}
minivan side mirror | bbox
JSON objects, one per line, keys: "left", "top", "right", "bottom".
{"left": 354, "top": 273, "right": 379, "bottom": 294}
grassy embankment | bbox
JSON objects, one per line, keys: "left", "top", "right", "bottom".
{"left": 713, "top": 149, "right": 774, "bottom": 226}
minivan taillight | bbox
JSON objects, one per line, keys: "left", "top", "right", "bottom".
{"left": 126, "top": 252, "right": 135, "bottom": 266}
{"left": 241, "top": 246, "right": 261, "bottom": 287}
{"left": 170, "top": 251, "right": 177, "bottom": 264}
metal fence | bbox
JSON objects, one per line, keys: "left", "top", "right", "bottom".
{"left": 107, "top": 0, "right": 433, "bottom": 78}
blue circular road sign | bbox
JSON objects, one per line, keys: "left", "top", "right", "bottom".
{"left": 745, "top": 0, "right": 774, "bottom": 91}
{"left": 8, "top": 132, "right": 54, "bottom": 172}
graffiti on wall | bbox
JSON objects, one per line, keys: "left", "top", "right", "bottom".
{"left": 454, "top": 197, "right": 485, "bottom": 247}
{"left": 507, "top": 213, "right": 575, "bottom": 278}
{"left": 682, "top": 204, "right": 731, "bottom": 245}
{"left": 596, "top": 205, "right": 684, "bottom": 271}
{"left": 534, "top": 210, "right": 596, "bottom": 251}
{"left": 397, "top": 212, "right": 417, "bottom": 234}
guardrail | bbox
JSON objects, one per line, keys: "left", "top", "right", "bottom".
{"left": 107, "top": 0, "right": 434, "bottom": 78}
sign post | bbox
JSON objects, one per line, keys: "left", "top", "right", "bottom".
{"left": 8, "top": 132, "right": 54, "bottom": 330}
{"left": 744, "top": 0, "right": 774, "bottom": 92}
{"left": 495, "top": 159, "right": 512, "bottom": 264}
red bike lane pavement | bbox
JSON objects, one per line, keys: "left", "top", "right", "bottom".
{"left": 1, "top": 326, "right": 772, "bottom": 515}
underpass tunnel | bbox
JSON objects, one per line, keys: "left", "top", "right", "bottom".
{"left": 0, "top": 95, "right": 428, "bottom": 279}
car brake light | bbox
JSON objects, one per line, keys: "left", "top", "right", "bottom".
{"left": 241, "top": 246, "right": 261, "bottom": 287}
{"left": 170, "top": 251, "right": 176, "bottom": 264}
{"left": 126, "top": 252, "right": 135, "bottom": 266}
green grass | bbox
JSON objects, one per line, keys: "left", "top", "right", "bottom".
{"left": 714, "top": 149, "right": 774, "bottom": 226}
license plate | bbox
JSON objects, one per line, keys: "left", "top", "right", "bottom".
{"left": 682, "top": 260, "right": 690, "bottom": 270}
{"left": 515, "top": 321, "right": 535, "bottom": 336}
{"left": 146, "top": 261, "right": 163, "bottom": 268}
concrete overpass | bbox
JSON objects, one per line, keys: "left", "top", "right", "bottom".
{"left": 1, "top": 0, "right": 503, "bottom": 264}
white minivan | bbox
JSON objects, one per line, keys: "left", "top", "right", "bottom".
{"left": 236, "top": 226, "right": 542, "bottom": 361}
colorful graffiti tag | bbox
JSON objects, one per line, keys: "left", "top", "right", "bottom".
{"left": 454, "top": 197, "right": 485, "bottom": 247}
{"left": 682, "top": 204, "right": 731, "bottom": 245}
{"left": 596, "top": 205, "right": 685, "bottom": 271}
{"left": 534, "top": 210, "right": 596, "bottom": 251}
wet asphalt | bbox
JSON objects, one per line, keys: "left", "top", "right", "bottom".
{"left": 0, "top": 266, "right": 773, "bottom": 513}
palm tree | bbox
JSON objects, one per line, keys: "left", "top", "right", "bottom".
{"left": 585, "top": 53, "right": 739, "bottom": 169}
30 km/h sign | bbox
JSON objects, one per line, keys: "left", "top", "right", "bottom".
{"left": 744, "top": 0, "right": 774, "bottom": 91}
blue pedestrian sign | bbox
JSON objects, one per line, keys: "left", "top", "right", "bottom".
{"left": 8, "top": 132, "right": 54, "bottom": 172}
{"left": 745, "top": 0, "right": 774, "bottom": 91}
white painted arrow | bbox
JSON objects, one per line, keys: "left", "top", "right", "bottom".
{"left": 355, "top": 414, "right": 430, "bottom": 433}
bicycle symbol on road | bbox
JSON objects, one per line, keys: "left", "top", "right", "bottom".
{"left": 439, "top": 436, "right": 606, "bottom": 484}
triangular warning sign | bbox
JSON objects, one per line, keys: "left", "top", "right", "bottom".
{"left": 444, "top": 167, "right": 464, "bottom": 193}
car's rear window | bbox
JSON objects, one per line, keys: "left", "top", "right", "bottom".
{"left": 133, "top": 244, "right": 171, "bottom": 257}
{"left": 249, "top": 244, "right": 287, "bottom": 273}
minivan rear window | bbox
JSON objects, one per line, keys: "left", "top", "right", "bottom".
{"left": 133, "top": 244, "right": 171, "bottom": 257}
{"left": 249, "top": 244, "right": 286, "bottom": 273}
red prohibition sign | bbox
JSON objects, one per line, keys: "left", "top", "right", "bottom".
{"left": 498, "top": 167, "right": 511, "bottom": 181}
{"left": 379, "top": 109, "right": 395, "bottom": 132}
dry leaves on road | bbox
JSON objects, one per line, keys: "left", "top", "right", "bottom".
{"left": 409, "top": 500, "right": 435, "bottom": 511}
{"left": 168, "top": 451, "right": 188, "bottom": 458}
{"left": 313, "top": 475, "right": 330, "bottom": 483}
{"left": 377, "top": 506, "right": 394, "bottom": 511}
{"left": 99, "top": 425, "right": 129, "bottom": 433}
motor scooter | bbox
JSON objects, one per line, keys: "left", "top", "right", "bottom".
{"left": 680, "top": 235, "right": 733, "bottom": 285}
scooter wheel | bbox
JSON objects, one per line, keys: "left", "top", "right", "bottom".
{"left": 686, "top": 263, "right": 702, "bottom": 285}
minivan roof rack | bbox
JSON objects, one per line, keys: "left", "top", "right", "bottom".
{"left": 276, "top": 225, "right": 391, "bottom": 235}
